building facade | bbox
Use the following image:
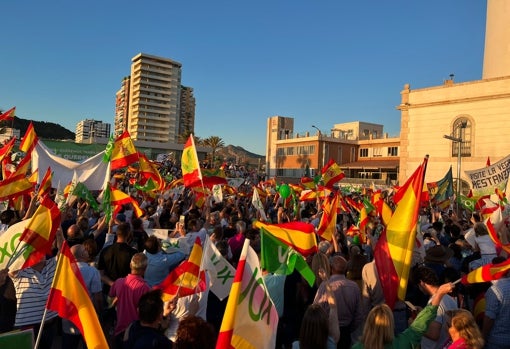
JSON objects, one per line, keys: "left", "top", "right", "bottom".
{"left": 398, "top": 0, "right": 510, "bottom": 194}
{"left": 114, "top": 76, "right": 130, "bottom": 137}
{"left": 265, "top": 115, "right": 400, "bottom": 185}
{"left": 75, "top": 119, "right": 111, "bottom": 143}
{"left": 125, "top": 53, "right": 195, "bottom": 144}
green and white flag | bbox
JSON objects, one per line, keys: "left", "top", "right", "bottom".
{"left": 457, "top": 195, "right": 476, "bottom": 212}
{"left": 73, "top": 182, "right": 99, "bottom": 211}
{"left": 260, "top": 228, "right": 315, "bottom": 287}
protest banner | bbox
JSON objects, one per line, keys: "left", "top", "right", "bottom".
{"left": 465, "top": 154, "right": 510, "bottom": 197}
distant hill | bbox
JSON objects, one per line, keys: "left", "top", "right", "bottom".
{"left": 3, "top": 116, "right": 265, "bottom": 163}
{"left": 216, "top": 145, "right": 264, "bottom": 166}
{"left": 3, "top": 117, "right": 75, "bottom": 140}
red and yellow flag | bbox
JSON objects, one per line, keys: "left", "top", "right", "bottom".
{"left": 316, "top": 193, "right": 338, "bottom": 241}
{"left": 487, "top": 218, "right": 510, "bottom": 255}
{"left": 109, "top": 185, "right": 143, "bottom": 217}
{"left": 19, "top": 196, "right": 60, "bottom": 268}
{"left": 19, "top": 195, "right": 60, "bottom": 251}
{"left": 47, "top": 242, "right": 109, "bottom": 349}
{"left": 0, "top": 137, "right": 16, "bottom": 163}
{"left": 374, "top": 156, "right": 428, "bottom": 309}
{"left": 216, "top": 239, "right": 279, "bottom": 349}
{"left": 138, "top": 152, "right": 165, "bottom": 190}
{"left": 461, "top": 257, "right": 510, "bottom": 284}
{"left": 253, "top": 220, "right": 317, "bottom": 257}
{"left": 110, "top": 130, "right": 139, "bottom": 170}
{"left": 181, "top": 134, "right": 202, "bottom": 187}
{"left": 155, "top": 237, "right": 206, "bottom": 302}
{"left": 19, "top": 122, "right": 38, "bottom": 154}
{"left": 0, "top": 175, "right": 34, "bottom": 201}
{"left": 38, "top": 166, "right": 53, "bottom": 199}
{"left": 0, "top": 107, "right": 15, "bottom": 122}
{"left": 321, "top": 159, "right": 345, "bottom": 189}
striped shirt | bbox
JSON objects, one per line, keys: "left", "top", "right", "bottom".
{"left": 13, "top": 258, "right": 58, "bottom": 327}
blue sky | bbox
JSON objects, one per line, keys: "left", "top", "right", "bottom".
{"left": 0, "top": 1, "right": 486, "bottom": 155}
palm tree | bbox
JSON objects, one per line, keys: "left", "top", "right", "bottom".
{"left": 203, "top": 136, "right": 225, "bottom": 168}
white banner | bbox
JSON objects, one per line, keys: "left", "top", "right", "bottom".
{"left": 465, "top": 154, "right": 510, "bottom": 197}
{"left": 202, "top": 236, "right": 235, "bottom": 301}
{"left": 32, "top": 141, "right": 110, "bottom": 191}
{"left": 0, "top": 221, "right": 31, "bottom": 271}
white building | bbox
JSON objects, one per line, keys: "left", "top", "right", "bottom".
{"left": 75, "top": 119, "right": 111, "bottom": 143}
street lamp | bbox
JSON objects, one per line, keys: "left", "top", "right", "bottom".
{"left": 312, "top": 125, "right": 325, "bottom": 171}
{"left": 444, "top": 121, "right": 467, "bottom": 216}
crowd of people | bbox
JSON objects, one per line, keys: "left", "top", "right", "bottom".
{"left": 0, "top": 165, "right": 509, "bottom": 349}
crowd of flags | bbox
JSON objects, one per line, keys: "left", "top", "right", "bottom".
{"left": 1, "top": 106, "right": 510, "bottom": 348}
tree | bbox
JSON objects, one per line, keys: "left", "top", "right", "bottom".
{"left": 203, "top": 136, "right": 225, "bottom": 168}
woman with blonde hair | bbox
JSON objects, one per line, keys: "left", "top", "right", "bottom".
{"left": 352, "top": 282, "right": 455, "bottom": 349}
{"left": 443, "top": 309, "right": 484, "bottom": 349}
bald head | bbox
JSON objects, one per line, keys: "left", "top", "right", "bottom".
{"left": 70, "top": 244, "right": 89, "bottom": 262}
{"left": 330, "top": 255, "right": 347, "bottom": 275}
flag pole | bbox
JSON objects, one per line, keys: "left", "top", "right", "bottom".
{"left": 33, "top": 307, "right": 49, "bottom": 349}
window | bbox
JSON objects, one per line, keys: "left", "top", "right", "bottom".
{"left": 286, "top": 147, "right": 294, "bottom": 156}
{"left": 360, "top": 148, "right": 369, "bottom": 157}
{"left": 373, "top": 147, "right": 382, "bottom": 157}
{"left": 450, "top": 117, "right": 472, "bottom": 157}
{"left": 363, "top": 129, "right": 370, "bottom": 137}
{"left": 388, "top": 146, "right": 398, "bottom": 156}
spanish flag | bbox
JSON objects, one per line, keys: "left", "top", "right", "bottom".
{"left": 155, "top": 237, "right": 206, "bottom": 302}
{"left": 108, "top": 185, "right": 143, "bottom": 217}
{"left": 181, "top": 134, "right": 202, "bottom": 187}
{"left": 321, "top": 159, "right": 345, "bottom": 189}
{"left": 47, "top": 242, "right": 109, "bottom": 349}
{"left": 18, "top": 195, "right": 60, "bottom": 268}
{"left": 253, "top": 220, "right": 317, "bottom": 257}
{"left": 19, "top": 122, "right": 38, "bottom": 155}
{"left": 316, "top": 193, "right": 338, "bottom": 241}
{"left": 0, "top": 107, "right": 15, "bottom": 122}
{"left": 461, "top": 257, "right": 510, "bottom": 284}
{"left": 374, "top": 156, "right": 428, "bottom": 309}
{"left": 37, "top": 166, "right": 53, "bottom": 199}
{"left": 138, "top": 152, "right": 165, "bottom": 190}
{"left": 0, "top": 137, "right": 16, "bottom": 163}
{"left": 110, "top": 130, "right": 139, "bottom": 170}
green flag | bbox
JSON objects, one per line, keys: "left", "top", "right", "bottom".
{"left": 362, "top": 197, "right": 375, "bottom": 213}
{"left": 102, "top": 134, "right": 114, "bottom": 163}
{"left": 134, "top": 178, "right": 157, "bottom": 192}
{"left": 457, "top": 195, "right": 476, "bottom": 212}
{"left": 73, "top": 182, "right": 99, "bottom": 211}
{"left": 260, "top": 228, "right": 315, "bottom": 287}
{"left": 100, "top": 184, "right": 113, "bottom": 223}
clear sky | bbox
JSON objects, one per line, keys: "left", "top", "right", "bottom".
{"left": 0, "top": 0, "right": 486, "bottom": 155}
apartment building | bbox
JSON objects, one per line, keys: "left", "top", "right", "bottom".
{"left": 75, "top": 119, "right": 111, "bottom": 143}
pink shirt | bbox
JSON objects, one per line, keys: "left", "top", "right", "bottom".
{"left": 109, "top": 274, "right": 151, "bottom": 335}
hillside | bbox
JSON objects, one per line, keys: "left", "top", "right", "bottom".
{"left": 1, "top": 117, "right": 75, "bottom": 140}
{"left": 216, "top": 145, "right": 264, "bottom": 166}
{"left": 2, "top": 117, "right": 264, "bottom": 164}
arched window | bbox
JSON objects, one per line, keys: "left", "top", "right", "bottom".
{"left": 450, "top": 117, "right": 471, "bottom": 157}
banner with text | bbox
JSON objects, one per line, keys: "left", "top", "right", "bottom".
{"left": 465, "top": 154, "right": 510, "bottom": 197}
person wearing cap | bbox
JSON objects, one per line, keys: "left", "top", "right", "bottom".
{"left": 412, "top": 265, "right": 458, "bottom": 349}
